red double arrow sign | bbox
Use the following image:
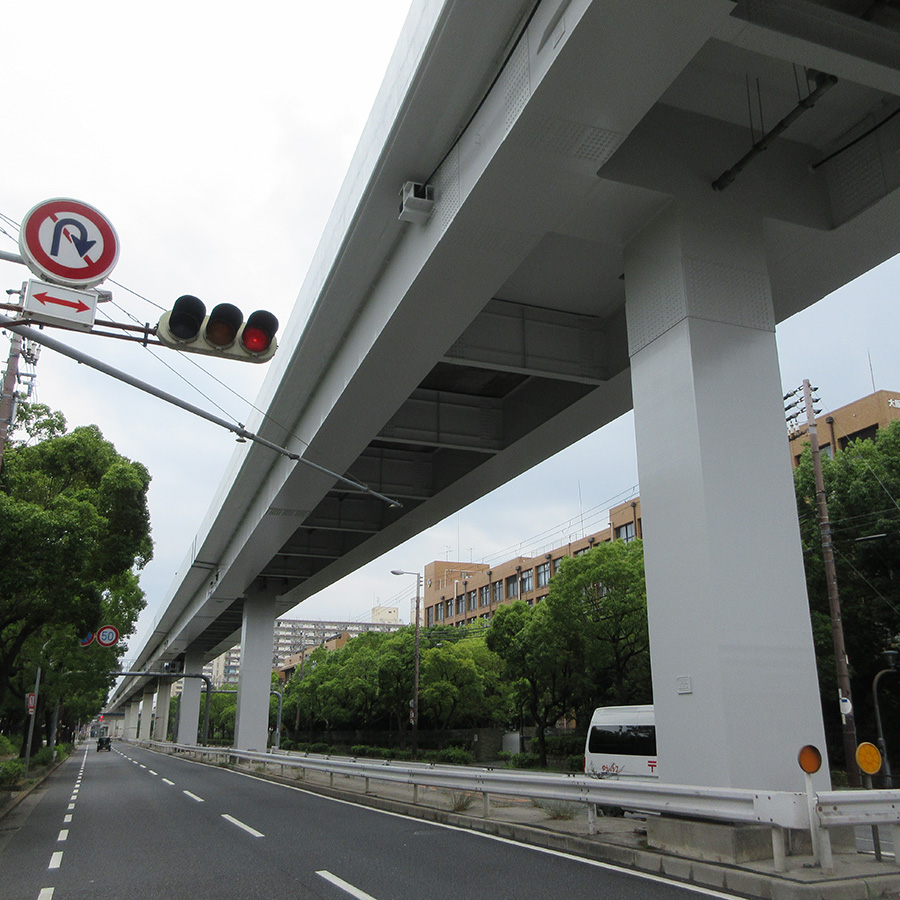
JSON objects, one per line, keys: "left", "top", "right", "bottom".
{"left": 33, "top": 290, "right": 91, "bottom": 313}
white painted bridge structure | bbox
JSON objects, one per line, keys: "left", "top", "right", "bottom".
{"left": 108, "top": 0, "right": 900, "bottom": 795}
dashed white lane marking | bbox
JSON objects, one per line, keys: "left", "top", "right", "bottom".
{"left": 64, "top": 814, "right": 72, "bottom": 823}
{"left": 48, "top": 851, "right": 63, "bottom": 869}
{"left": 148, "top": 770, "right": 157, "bottom": 775}
{"left": 316, "top": 871, "right": 379, "bottom": 900}
{"left": 57, "top": 829, "right": 68, "bottom": 842}
{"left": 162, "top": 778, "right": 174, "bottom": 786}
{"left": 38, "top": 888, "right": 54, "bottom": 899}
{"left": 221, "top": 814, "right": 264, "bottom": 838}
{"left": 139, "top": 764, "right": 146, "bottom": 769}
{"left": 183, "top": 791, "right": 204, "bottom": 802}
{"left": 67, "top": 803, "right": 75, "bottom": 811}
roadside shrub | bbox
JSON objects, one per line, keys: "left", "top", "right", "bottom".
{"left": 32, "top": 747, "right": 54, "bottom": 767}
{"left": 309, "top": 742, "right": 330, "bottom": 755}
{"left": 437, "top": 746, "right": 472, "bottom": 766}
{"left": 351, "top": 744, "right": 374, "bottom": 758}
{"left": 566, "top": 754, "right": 584, "bottom": 772}
{"left": 393, "top": 749, "right": 413, "bottom": 762}
{"left": 379, "top": 748, "right": 397, "bottom": 760}
{"left": 537, "top": 799, "right": 578, "bottom": 820}
{"left": 449, "top": 790, "right": 475, "bottom": 811}
{"left": 507, "top": 752, "right": 540, "bottom": 769}
{"left": 544, "top": 734, "right": 584, "bottom": 757}
{"left": 0, "top": 759, "right": 25, "bottom": 787}
{"left": 0, "top": 734, "right": 16, "bottom": 756}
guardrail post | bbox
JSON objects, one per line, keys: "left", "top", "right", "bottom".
{"left": 819, "top": 828, "right": 834, "bottom": 875}
{"left": 483, "top": 792, "right": 491, "bottom": 817}
{"left": 771, "top": 826, "right": 786, "bottom": 873}
{"left": 893, "top": 825, "right": 900, "bottom": 867}
{"left": 588, "top": 803, "right": 597, "bottom": 836}
{"left": 330, "top": 771, "right": 334, "bottom": 787}
{"left": 413, "top": 783, "right": 419, "bottom": 804}
{"left": 365, "top": 776, "right": 371, "bottom": 794}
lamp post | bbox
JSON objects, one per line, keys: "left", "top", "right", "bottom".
{"left": 391, "top": 568, "right": 421, "bottom": 759}
{"left": 873, "top": 650, "right": 898, "bottom": 788}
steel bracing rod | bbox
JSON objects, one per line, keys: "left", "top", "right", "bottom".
{"left": 0, "top": 313, "right": 401, "bottom": 507}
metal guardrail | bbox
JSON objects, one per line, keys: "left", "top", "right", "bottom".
{"left": 134, "top": 740, "right": 900, "bottom": 874}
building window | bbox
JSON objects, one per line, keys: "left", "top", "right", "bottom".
{"left": 521, "top": 569, "right": 533, "bottom": 593}
{"left": 505, "top": 575, "right": 518, "bottom": 599}
{"left": 493, "top": 581, "right": 503, "bottom": 604}
{"left": 537, "top": 562, "right": 550, "bottom": 588}
{"left": 480, "top": 585, "right": 490, "bottom": 607}
{"left": 427, "top": 607, "right": 434, "bottom": 626}
{"left": 468, "top": 590, "right": 477, "bottom": 612}
{"left": 436, "top": 604, "right": 444, "bottom": 622}
{"left": 616, "top": 522, "right": 636, "bottom": 543}
{"left": 456, "top": 596, "right": 466, "bottom": 617}
{"left": 446, "top": 599, "right": 454, "bottom": 618}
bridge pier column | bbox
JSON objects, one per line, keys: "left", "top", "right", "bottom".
{"left": 124, "top": 700, "right": 139, "bottom": 739}
{"left": 153, "top": 681, "right": 172, "bottom": 741}
{"left": 138, "top": 689, "right": 154, "bottom": 741}
{"left": 234, "top": 590, "right": 277, "bottom": 751}
{"left": 177, "top": 647, "right": 205, "bottom": 745}
{"left": 624, "top": 204, "right": 829, "bottom": 793}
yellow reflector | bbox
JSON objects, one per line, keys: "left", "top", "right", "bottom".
{"left": 856, "top": 742, "right": 883, "bottom": 775}
{"left": 798, "top": 744, "right": 822, "bottom": 774}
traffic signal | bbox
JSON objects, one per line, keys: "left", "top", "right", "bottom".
{"left": 156, "top": 295, "right": 279, "bottom": 363}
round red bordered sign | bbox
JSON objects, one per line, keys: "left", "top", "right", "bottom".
{"left": 19, "top": 198, "right": 119, "bottom": 288}
{"left": 96, "top": 625, "right": 120, "bottom": 648}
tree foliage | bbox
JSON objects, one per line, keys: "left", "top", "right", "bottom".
{"left": 0, "top": 404, "right": 152, "bottom": 742}
{"left": 794, "top": 420, "right": 900, "bottom": 768}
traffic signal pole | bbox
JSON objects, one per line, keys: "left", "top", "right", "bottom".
{"left": 0, "top": 312, "right": 401, "bottom": 508}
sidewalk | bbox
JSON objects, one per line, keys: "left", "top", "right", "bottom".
{"left": 232, "top": 758, "right": 900, "bottom": 900}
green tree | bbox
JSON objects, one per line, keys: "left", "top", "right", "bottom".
{"left": 546, "top": 540, "right": 650, "bottom": 721}
{"left": 0, "top": 407, "right": 152, "bottom": 737}
{"left": 794, "top": 420, "right": 900, "bottom": 769}
{"left": 486, "top": 601, "right": 581, "bottom": 767}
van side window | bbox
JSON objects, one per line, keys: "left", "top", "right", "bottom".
{"left": 588, "top": 724, "right": 656, "bottom": 756}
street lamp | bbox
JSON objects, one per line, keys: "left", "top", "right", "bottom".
{"left": 391, "top": 568, "right": 421, "bottom": 759}
{"left": 873, "top": 650, "right": 898, "bottom": 787}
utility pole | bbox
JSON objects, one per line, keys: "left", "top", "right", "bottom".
{"left": 801, "top": 379, "right": 860, "bottom": 787}
{"left": 0, "top": 327, "right": 22, "bottom": 474}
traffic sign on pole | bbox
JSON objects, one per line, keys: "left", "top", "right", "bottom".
{"left": 96, "top": 625, "right": 120, "bottom": 647}
{"left": 26, "top": 692, "right": 36, "bottom": 714}
{"left": 18, "top": 198, "right": 119, "bottom": 288}
{"left": 24, "top": 279, "right": 98, "bottom": 331}
{"left": 80, "top": 632, "right": 94, "bottom": 647}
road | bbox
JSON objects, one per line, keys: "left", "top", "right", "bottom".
{"left": 0, "top": 741, "right": 749, "bottom": 900}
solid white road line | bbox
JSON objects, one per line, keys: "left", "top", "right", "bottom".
{"left": 316, "top": 871, "right": 380, "bottom": 900}
{"left": 221, "top": 814, "right": 264, "bottom": 838}
{"left": 183, "top": 791, "right": 204, "bottom": 802}
{"left": 48, "top": 851, "right": 63, "bottom": 869}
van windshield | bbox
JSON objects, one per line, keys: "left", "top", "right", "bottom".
{"left": 588, "top": 724, "right": 656, "bottom": 756}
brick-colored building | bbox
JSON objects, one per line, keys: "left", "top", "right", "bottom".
{"left": 789, "top": 389, "right": 900, "bottom": 466}
{"left": 422, "top": 498, "right": 642, "bottom": 628}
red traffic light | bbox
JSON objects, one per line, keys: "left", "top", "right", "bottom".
{"left": 241, "top": 310, "right": 279, "bottom": 354}
{"left": 157, "top": 297, "right": 279, "bottom": 363}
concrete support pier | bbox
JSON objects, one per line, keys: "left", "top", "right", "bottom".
{"left": 234, "top": 591, "right": 277, "bottom": 751}
{"left": 153, "top": 681, "right": 172, "bottom": 741}
{"left": 625, "top": 205, "right": 829, "bottom": 792}
{"left": 176, "top": 647, "right": 205, "bottom": 745}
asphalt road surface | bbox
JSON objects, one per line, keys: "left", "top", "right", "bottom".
{"left": 0, "top": 741, "right": 749, "bottom": 900}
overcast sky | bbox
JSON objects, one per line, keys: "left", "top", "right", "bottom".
{"left": 2, "top": 1, "right": 899, "bottom": 653}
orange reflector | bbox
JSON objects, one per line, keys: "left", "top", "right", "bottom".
{"left": 798, "top": 744, "right": 822, "bottom": 774}
{"left": 856, "top": 742, "right": 883, "bottom": 776}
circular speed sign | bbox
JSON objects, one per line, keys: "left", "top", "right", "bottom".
{"left": 96, "top": 625, "right": 120, "bottom": 648}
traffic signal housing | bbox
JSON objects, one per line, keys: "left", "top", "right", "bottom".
{"left": 157, "top": 295, "right": 279, "bottom": 363}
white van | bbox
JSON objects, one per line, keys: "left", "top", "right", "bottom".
{"left": 584, "top": 705, "right": 657, "bottom": 779}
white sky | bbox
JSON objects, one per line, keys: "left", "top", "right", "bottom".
{"left": 2, "top": 1, "right": 899, "bottom": 652}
